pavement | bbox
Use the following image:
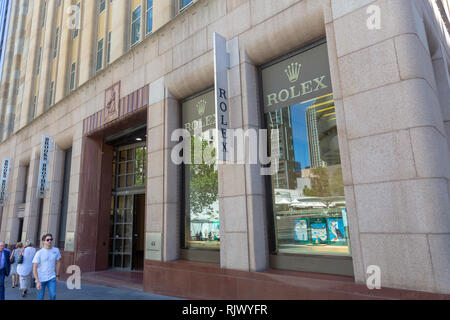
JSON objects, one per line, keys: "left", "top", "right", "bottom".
{"left": 3, "top": 275, "right": 180, "bottom": 300}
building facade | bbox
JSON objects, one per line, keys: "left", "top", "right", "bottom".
{"left": 0, "top": 0, "right": 449, "bottom": 298}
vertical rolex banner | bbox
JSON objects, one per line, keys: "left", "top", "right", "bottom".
{"left": 0, "top": 158, "right": 11, "bottom": 206}
{"left": 37, "top": 135, "right": 54, "bottom": 198}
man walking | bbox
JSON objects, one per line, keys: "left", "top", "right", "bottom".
{"left": 0, "top": 241, "right": 11, "bottom": 300}
{"left": 32, "top": 234, "right": 61, "bottom": 300}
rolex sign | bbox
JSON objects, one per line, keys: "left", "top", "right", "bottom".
{"left": 262, "top": 42, "right": 332, "bottom": 113}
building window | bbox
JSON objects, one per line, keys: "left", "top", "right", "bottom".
{"left": 96, "top": 38, "right": 104, "bottom": 71}
{"left": 69, "top": 62, "right": 76, "bottom": 91}
{"left": 131, "top": 6, "right": 141, "bottom": 46}
{"left": 106, "top": 31, "right": 111, "bottom": 64}
{"left": 99, "top": 0, "right": 106, "bottom": 13}
{"left": 73, "top": 2, "right": 80, "bottom": 38}
{"left": 40, "top": 1, "right": 47, "bottom": 28}
{"left": 22, "top": 165, "right": 29, "bottom": 204}
{"left": 146, "top": 0, "right": 153, "bottom": 35}
{"left": 181, "top": 89, "right": 220, "bottom": 255}
{"left": 53, "top": 27, "right": 59, "bottom": 59}
{"left": 30, "top": 96, "right": 37, "bottom": 121}
{"left": 36, "top": 47, "right": 42, "bottom": 74}
{"left": 48, "top": 81, "right": 54, "bottom": 107}
{"left": 260, "top": 41, "right": 351, "bottom": 270}
{"left": 179, "top": 0, "right": 193, "bottom": 11}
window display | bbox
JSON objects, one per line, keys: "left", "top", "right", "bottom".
{"left": 262, "top": 42, "right": 351, "bottom": 257}
{"left": 182, "top": 90, "right": 220, "bottom": 250}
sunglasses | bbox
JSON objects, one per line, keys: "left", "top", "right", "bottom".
{"left": 45, "top": 238, "right": 53, "bottom": 242}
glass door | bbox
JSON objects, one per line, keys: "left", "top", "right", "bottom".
{"left": 109, "top": 142, "right": 146, "bottom": 270}
{"left": 109, "top": 195, "right": 134, "bottom": 270}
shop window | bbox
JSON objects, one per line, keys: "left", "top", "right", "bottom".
{"left": 181, "top": 89, "right": 220, "bottom": 262}
{"left": 260, "top": 40, "right": 352, "bottom": 274}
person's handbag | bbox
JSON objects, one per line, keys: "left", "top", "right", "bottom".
{"left": 10, "top": 250, "right": 15, "bottom": 264}
{"left": 17, "top": 249, "right": 24, "bottom": 264}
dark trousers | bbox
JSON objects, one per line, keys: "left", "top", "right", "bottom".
{"left": 0, "top": 268, "right": 5, "bottom": 300}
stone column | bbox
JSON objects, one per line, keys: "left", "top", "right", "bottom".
{"left": 78, "top": 0, "right": 96, "bottom": 85}
{"left": 145, "top": 77, "right": 181, "bottom": 262}
{"left": 36, "top": 0, "right": 57, "bottom": 116}
{"left": 22, "top": 147, "right": 41, "bottom": 245}
{"left": 217, "top": 37, "right": 268, "bottom": 272}
{"left": 63, "top": 124, "right": 83, "bottom": 253}
{"left": 4, "top": 158, "right": 28, "bottom": 244}
{"left": 55, "top": 0, "right": 73, "bottom": 103}
{"left": 41, "top": 145, "right": 65, "bottom": 240}
{"left": 110, "top": 0, "right": 129, "bottom": 63}
{"left": 326, "top": 0, "right": 450, "bottom": 294}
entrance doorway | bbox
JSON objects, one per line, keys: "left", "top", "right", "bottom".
{"left": 108, "top": 139, "right": 146, "bottom": 271}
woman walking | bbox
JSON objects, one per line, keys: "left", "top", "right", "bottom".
{"left": 16, "top": 241, "right": 36, "bottom": 297}
{"left": 10, "top": 242, "right": 23, "bottom": 288}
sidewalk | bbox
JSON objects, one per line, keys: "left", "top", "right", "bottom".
{"left": 3, "top": 276, "right": 180, "bottom": 300}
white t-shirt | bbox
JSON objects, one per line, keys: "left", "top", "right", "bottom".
{"left": 32, "top": 247, "right": 61, "bottom": 282}
{"left": 17, "top": 247, "right": 37, "bottom": 276}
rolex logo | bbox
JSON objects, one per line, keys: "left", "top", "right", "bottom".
{"left": 285, "top": 62, "right": 302, "bottom": 83}
{"left": 196, "top": 99, "right": 207, "bottom": 116}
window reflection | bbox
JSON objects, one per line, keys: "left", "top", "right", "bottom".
{"left": 182, "top": 90, "right": 220, "bottom": 250}
{"left": 266, "top": 95, "right": 350, "bottom": 256}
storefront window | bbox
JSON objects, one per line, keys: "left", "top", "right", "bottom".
{"left": 262, "top": 42, "right": 350, "bottom": 257}
{"left": 182, "top": 90, "right": 220, "bottom": 250}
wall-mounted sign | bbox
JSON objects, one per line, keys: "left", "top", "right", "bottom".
{"left": 261, "top": 42, "right": 332, "bottom": 113}
{"left": 37, "top": 135, "right": 54, "bottom": 198}
{"left": 213, "top": 32, "right": 230, "bottom": 162}
{"left": 104, "top": 82, "right": 121, "bottom": 124}
{"left": 0, "top": 158, "right": 11, "bottom": 206}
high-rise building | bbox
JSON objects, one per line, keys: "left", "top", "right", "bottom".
{"left": 0, "top": 0, "right": 449, "bottom": 299}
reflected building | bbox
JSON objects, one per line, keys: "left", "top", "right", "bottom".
{"left": 267, "top": 107, "right": 301, "bottom": 190}
{"left": 305, "top": 103, "right": 340, "bottom": 168}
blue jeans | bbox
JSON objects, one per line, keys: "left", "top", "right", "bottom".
{"left": 0, "top": 268, "right": 5, "bottom": 300}
{"left": 37, "top": 277, "right": 57, "bottom": 300}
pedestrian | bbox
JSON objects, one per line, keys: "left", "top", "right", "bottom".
{"left": 10, "top": 242, "right": 24, "bottom": 288}
{"left": 0, "top": 241, "right": 12, "bottom": 300}
{"left": 32, "top": 234, "right": 61, "bottom": 300}
{"left": 17, "top": 240, "right": 36, "bottom": 298}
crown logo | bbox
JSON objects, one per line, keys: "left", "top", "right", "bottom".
{"left": 196, "top": 99, "right": 207, "bottom": 116}
{"left": 285, "top": 62, "right": 301, "bottom": 83}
